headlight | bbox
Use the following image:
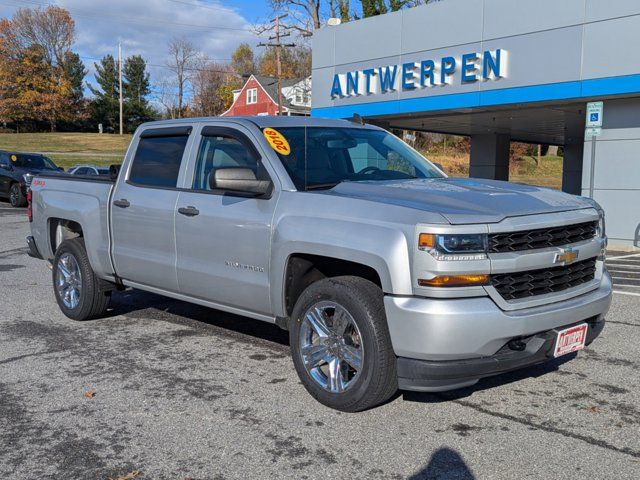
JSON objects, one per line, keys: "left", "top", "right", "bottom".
{"left": 419, "top": 233, "right": 488, "bottom": 261}
{"left": 22, "top": 173, "right": 33, "bottom": 186}
{"left": 596, "top": 210, "right": 606, "bottom": 238}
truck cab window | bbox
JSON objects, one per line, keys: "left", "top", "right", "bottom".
{"left": 193, "top": 135, "right": 260, "bottom": 191}
{"left": 129, "top": 135, "right": 189, "bottom": 188}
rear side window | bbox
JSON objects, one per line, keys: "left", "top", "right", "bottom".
{"left": 129, "top": 135, "right": 189, "bottom": 187}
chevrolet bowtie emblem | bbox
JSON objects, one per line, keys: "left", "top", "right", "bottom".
{"left": 554, "top": 248, "right": 578, "bottom": 265}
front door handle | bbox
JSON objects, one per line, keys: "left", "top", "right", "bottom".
{"left": 113, "top": 199, "right": 130, "bottom": 208}
{"left": 178, "top": 206, "right": 200, "bottom": 217}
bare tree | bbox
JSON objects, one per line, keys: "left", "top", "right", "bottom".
{"left": 12, "top": 5, "right": 75, "bottom": 66}
{"left": 191, "top": 59, "right": 239, "bottom": 116}
{"left": 260, "top": 0, "right": 321, "bottom": 37}
{"left": 155, "top": 77, "right": 180, "bottom": 119}
{"left": 166, "top": 37, "right": 199, "bottom": 118}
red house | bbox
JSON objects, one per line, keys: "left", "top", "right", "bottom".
{"left": 222, "top": 74, "right": 311, "bottom": 117}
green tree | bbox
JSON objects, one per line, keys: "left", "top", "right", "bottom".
{"left": 360, "top": 0, "right": 417, "bottom": 17}
{"left": 231, "top": 43, "right": 255, "bottom": 78}
{"left": 88, "top": 54, "right": 119, "bottom": 131}
{"left": 123, "top": 55, "right": 155, "bottom": 131}
{"left": 60, "top": 51, "right": 86, "bottom": 102}
{"left": 123, "top": 55, "right": 149, "bottom": 103}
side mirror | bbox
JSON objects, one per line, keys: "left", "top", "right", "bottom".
{"left": 109, "top": 164, "right": 121, "bottom": 181}
{"left": 433, "top": 162, "right": 444, "bottom": 172}
{"left": 209, "top": 168, "right": 271, "bottom": 195}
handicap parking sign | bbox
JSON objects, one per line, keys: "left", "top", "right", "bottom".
{"left": 586, "top": 102, "right": 603, "bottom": 128}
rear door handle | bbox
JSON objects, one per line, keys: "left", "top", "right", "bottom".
{"left": 178, "top": 206, "right": 199, "bottom": 217}
{"left": 113, "top": 199, "right": 130, "bottom": 208}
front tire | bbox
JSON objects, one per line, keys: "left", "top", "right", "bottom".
{"left": 289, "top": 276, "right": 398, "bottom": 412}
{"left": 9, "top": 183, "right": 26, "bottom": 207}
{"left": 52, "top": 238, "right": 110, "bottom": 320}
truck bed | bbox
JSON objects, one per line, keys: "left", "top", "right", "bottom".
{"left": 29, "top": 173, "right": 116, "bottom": 279}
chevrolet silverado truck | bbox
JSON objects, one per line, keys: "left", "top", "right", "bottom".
{"left": 26, "top": 117, "right": 612, "bottom": 412}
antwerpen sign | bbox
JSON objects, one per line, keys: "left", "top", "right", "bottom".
{"left": 330, "top": 49, "right": 506, "bottom": 98}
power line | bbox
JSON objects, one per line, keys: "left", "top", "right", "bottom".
{"left": 163, "top": 0, "right": 239, "bottom": 13}
{"left": 81, "top": 55, "right": 235, "bottom": 75}
{"left": 80, "top": 55, "right": 232, "bottom": 73}
{"left": 2, "top": 0, "right": 257, "bottom": 33}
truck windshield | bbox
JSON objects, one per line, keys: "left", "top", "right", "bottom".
{"left": 265, "top": 127, "right": 444, "bottom": 191}
{"left": 11, "top": 154, "right": 58, "bottom": 170}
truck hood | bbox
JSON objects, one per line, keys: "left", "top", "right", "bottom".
{"left": 323, "top": 178, "right": 593, "bottom": 224}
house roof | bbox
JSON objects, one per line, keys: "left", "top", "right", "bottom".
{"left": 252, "top": 75, "right": 310, "bottom": 112}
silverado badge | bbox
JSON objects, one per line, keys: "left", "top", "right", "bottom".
{"left": 554, "top": 247, "right": 578, "bottom": 265}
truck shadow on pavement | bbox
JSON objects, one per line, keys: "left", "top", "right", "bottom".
{"left": 409, "top": 447, "right": 476, "bottom": 480}
{"left": 105, "top": 288, "right": 290, "bottom": 348}
{"left": 105, "top": 288, "right": 577, "bottom": 402}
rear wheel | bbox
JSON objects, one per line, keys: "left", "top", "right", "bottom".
{"left": 52, "top": 238, "right": 110, "bottom": 320}
{"left": 9, "top": 183, "right": 26, "bottom": 207}
{"left": 289, "top": 276, "right": 397, "bottom": 412}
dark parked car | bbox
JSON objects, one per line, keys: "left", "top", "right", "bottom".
{"left": 0, "top": 150, "right": 63, "bottom": 207}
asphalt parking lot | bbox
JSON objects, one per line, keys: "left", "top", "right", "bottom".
{"left": 1, "top": 202, "right": 639, "bottom": 480}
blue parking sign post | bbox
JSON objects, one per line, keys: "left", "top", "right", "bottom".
{"left": 586, "top": 102, "right": 604, "bottom": 198}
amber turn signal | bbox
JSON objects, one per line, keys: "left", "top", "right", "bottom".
{"left": 418, "top": 274, "right": 489, "bottom": 287}
{"left": 418, "top": 233, "right": 436, "bottom": 250}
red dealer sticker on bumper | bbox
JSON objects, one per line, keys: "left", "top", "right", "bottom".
{"left": 554, "top": 324, "right": 588, "bottom": 358}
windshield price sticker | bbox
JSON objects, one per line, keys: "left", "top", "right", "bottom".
{"left": 264, "top": 128, "right": 291, "bottom": 155}
{"left": 10, "top": 154, "right": 17, "bottom": 162}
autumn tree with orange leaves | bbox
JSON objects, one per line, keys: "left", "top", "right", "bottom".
{"left": 0, "top": 6, "right": 84, "bottom": 131}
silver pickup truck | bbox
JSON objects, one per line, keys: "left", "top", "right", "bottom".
{"left": 27, "top": 117, "right": 612, "bottom": 411}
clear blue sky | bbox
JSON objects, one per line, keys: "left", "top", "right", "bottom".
{"left": 235, "top": 0, "right": 272, "bottom": 23}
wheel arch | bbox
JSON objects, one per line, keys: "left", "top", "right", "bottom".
{"left": 49, "top": 218, "right": 83, "bottom": 254}
{"left": 282, "top": 253, "right": 384, "bottom": 318}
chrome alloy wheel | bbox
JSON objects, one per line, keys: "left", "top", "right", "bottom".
{"left": 299, "top": 301, "right": 364, "bottom": 393}
{"left": 56, "top": 253, "right": 82, "bottom": 309}
{"left": 9, "top": 185, "right": 19, "bottom": 206}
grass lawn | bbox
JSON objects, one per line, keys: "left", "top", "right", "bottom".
{"left": 0, "top": 132, "right": 132, "bottom": 153}
{"left": 0, "top": 132, "right": 133, "bottom": 170}
{"left": 432, "top": 154, "right": 563, "bottom": 190}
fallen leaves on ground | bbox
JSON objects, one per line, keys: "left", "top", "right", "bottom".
{"left": 588, "top": 406, "right": 601, "bottom": 413}
{"left": 84, "top": 390, "right": 96, "bottom": 399}
{"left": 109, "top": 470, "right": 139, "bottom": 480}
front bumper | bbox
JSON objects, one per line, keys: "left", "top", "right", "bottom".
{"left": 397, "top": 317, "right": 604, "bottom": 391}
{"left": 384, "top": 272, "right": 612, "bottom": 389}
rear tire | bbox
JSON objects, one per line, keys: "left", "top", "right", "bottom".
{"left": 289, "top": 276, "right": 398, "bottom": 412}
{"left": 9, "top": 183, "right": 26, "bottom": 207}
{"left": 52, "top": 238, "right": 110, "bottom": 320}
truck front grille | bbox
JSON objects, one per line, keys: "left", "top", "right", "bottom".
{"left": 488, "top": 221, "right": 597, "bottom": 253}
{"left": 491, "top": 258, "right": 597, "bottom": 301}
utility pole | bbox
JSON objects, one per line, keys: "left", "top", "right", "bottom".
{"left": 258, "top": 14, "right": 295, "bottom": 116}
{"left": 118, "top": 42, "right": 123, "bottom": 135}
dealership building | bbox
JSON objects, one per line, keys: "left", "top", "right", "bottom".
{"left": 311, "top": 0, "right": 640, "bottom": 249}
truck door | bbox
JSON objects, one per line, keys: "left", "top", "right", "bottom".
{"left": 174, "top": 125, "right": 277, "bottom": 315}
{"left": 110, "top": 126, "right": 193, "bottom": 292}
